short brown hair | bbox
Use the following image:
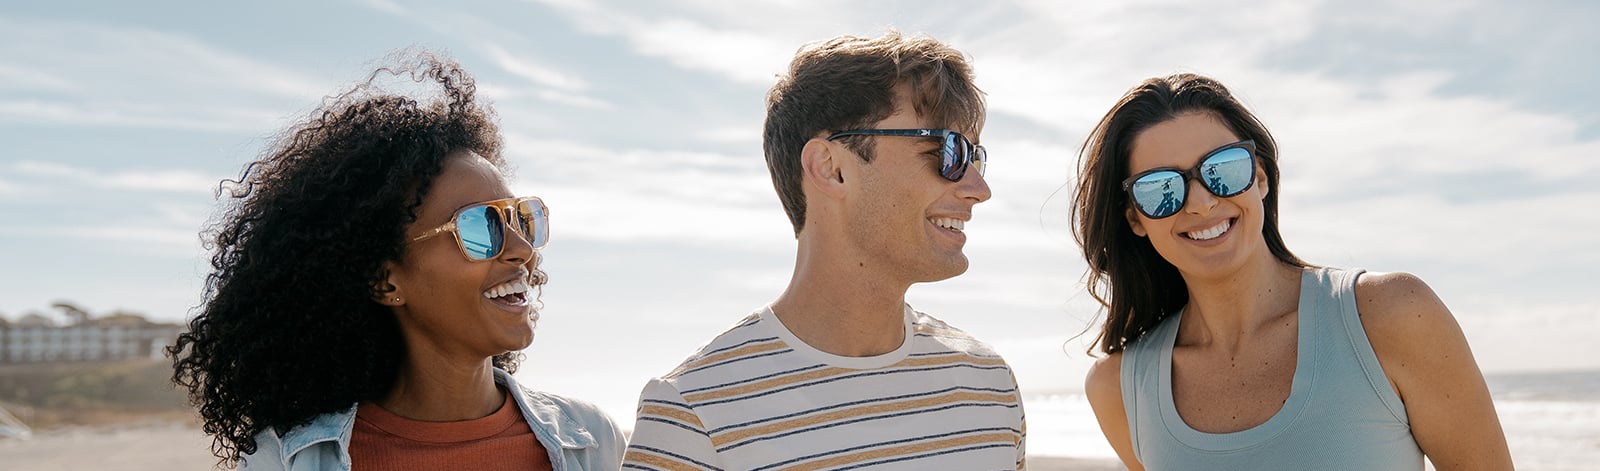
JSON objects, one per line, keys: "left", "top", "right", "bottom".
{"left": 763, "top": 31, "right": 985, "bottom": 235}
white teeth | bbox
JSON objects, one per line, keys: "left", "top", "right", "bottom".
{"left": 930, "top": 217, "right": 965, "bottom": 232}
{"left": 1186, "top": 219, "right": 1231, "bottom": 241}
{"left": 482, "top": 279, "right": 531, "bottom": 299}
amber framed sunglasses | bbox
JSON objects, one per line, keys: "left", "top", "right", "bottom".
{"left": 410, "top": 196, "right": 549, "bottom": 260}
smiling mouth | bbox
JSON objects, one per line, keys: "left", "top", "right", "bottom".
{"left": 1183, "top": 218, "right": 1232, "bottom": 241}
{"left": 930, "top": 217, "right": 965, "bottom": 232}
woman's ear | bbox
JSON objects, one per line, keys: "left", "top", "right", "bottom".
{"left": 801, "top": 137, "right": 848, "bottom": 199}
{"left": 372, "top": 262, "right": 406, "bottom": 306}
{"left": 1126, "top": 207, "right": 1148, "bottom": 237}
{"left": 1256, "top": 165, "right": 1270, "bottom": 199}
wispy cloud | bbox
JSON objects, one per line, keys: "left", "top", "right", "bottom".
{"left": 0, "top": 224, "right": 202, "bottom": 256}
{"left": 0, "top": 15, "right": 325, "bottom": 131}
{"left": 0, "top": 100, "right": 281, "bottom": 133}
{"left": 482, "top": 44, "right": 590, "bottom": 92}
{"left": 524, "top": 0, "right": 800, "bottom": 85}
{"left": 500, "top": 132, "right": 792, "bottom": 247}
{"left": 1, "top": 0, "right": 1594, "bottom": 386}
{"left": 9, "top": 161, "right": 220, "bottom": 194}
{"left": 0, "top": 64, "right": 76, "bottom": 92}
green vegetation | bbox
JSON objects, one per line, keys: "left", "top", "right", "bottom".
{"left": 0, "top": 359, "right": 192, "bottom": 429}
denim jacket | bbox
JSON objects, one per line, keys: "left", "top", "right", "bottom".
{"left": 242, "top": 368, "right": 625, "bottom": 471}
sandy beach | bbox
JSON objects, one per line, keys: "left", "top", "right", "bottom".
{"left": 0, "top": 421, "right": 1123, "bottom": 470}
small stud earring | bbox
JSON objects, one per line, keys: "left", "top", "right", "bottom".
{"left": 391, "top": 297, "right": 402, "bottom": 303}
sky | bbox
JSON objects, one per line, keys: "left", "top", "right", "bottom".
{"left": 1, "top": 0, "right": 1597, "bottom": 446}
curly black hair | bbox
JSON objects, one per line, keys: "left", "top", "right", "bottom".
{"left": 169, "top": 51, "right": 538, "bottom": 466}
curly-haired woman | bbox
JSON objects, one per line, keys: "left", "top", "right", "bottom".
{"left": 170, "top": 52, "right": 624, "bottom": 470}
{"left": 1074, "top": 73, "right": 1512, "bottom": 470}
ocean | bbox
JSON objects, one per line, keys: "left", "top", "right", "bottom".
{"left": 1022, "top": 369, "right": 1600, "bottom": 470}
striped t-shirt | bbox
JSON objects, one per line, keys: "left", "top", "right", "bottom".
{"left": 623, "top": 305, "right": 1026, "bottom": 470}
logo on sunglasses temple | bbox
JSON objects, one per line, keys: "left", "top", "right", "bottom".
{"left": 824, "top": 128, "right": 987, "bottom": 182}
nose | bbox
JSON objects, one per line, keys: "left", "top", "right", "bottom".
{"left": 955, "top": 168, "right": 992, "bottom": 203}
{"left": 1183, "top": 177, "right": 1217, "bottom": 215}
{"left": 497, "top": 216, "right": 536, "bottom": 265}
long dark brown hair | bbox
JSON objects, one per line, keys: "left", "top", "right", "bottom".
{"left": 1072, "top": 73, "right": 1307, "bottom": 355}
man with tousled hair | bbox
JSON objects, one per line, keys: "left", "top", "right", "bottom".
{"left": 623, "top": 32, "right": 1026, "bottom": 470}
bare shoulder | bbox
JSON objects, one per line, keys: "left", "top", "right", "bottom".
{"left": 1353, "top": 271, "right": 1455, "bottom": 335}
{"left": 1353, "top": 272, "right": 1514, "bottom": 467}
{"left": 1084, "top": 351, "right": 1146, "bottom": 471}
{"left": 1084, "top": 352, "right": 1124, "bottom": 405}
{"left": 1353, "top": 271, "right": 1473, "bottom": 401}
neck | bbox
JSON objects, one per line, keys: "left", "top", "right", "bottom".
{"left": 1175, "top": 252, "right": 1302, "bottom": 354}
{"left": 378, "top": 351, "right": 502, "bottom": 422}
{"left": 770, "top": 237, "right": 909, "bottom": 357}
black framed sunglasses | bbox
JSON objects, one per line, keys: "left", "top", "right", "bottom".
{"left": 825, "top": 128, "right": 987, "bottom": 182}
{"left": 1122, "top": 140, "right": 1257, "bottom": 219}
{"left": 410, "top": 196, "right": 549, "bottom": 261}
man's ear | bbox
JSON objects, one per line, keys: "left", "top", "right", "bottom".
{"left": 371, "top": 262, "right": 406, "bottom": 306}
{"left": 1126, "top": 207, "right": 1148, "bottom": 238}
{"left": 801, "top": 137, "right": 848, "bottom": 199}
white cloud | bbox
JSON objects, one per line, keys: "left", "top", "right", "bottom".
{"left": 0, "top": 224, "right": 201, "bottom": 256}
{"left": 482, "top": 44, "right": 590, "bottom": 92}
{"left": 0, "top": 15, "right": 325, "bottom": 131}
{"left": 61, "top": 225, "right": 200, "bottom": 248}
{"left": 623, "top": 18, "right": 794, "bottom": 85}
{"left": 356, "top": 0, "right": 410, "bottom": 15}
{"left": 0, "top": 64, "right": 76, "bottom": 92}
{"left": 10, "top": 161, "right": 221, "bottom": 194}
{"left": 523, "top": 0, "right": 815, "bottom": 85}
{"left": 1458, "top": 301, "right": 1600, "bottom": 373}
{"left": 500, "top": 132, "right": 793, "bottom": 247}
{"left": 695, "top": 124, "right": 759, "bottom": 145}
{"left": 535, "top": 90, "right": 614, "bottom": 110}
{"left": 0, "top": 100, "right": 278, "bottom": 133}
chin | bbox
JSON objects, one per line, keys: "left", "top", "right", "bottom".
{"left": 918, "top": 257, "right": 969, "bottom": 283}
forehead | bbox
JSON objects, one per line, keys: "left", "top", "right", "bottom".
{"left": 878, "top": 83, "right": 983, "bottom": 140}
{"left": 419, "top": 150, "right": 512, "bottom": 220}
{"left": 1127, "top": 112, "right": 1240, "bottom": 173}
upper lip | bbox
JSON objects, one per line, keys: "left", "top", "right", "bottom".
{"left": 486, "top": 269, "right": 530, "bottom": 291}
{"left": 1179, "top": 216, "right": 1234, "bottom": 234}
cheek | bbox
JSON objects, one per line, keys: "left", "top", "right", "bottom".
{"left": 400, "top": 250, "right": 478, "bottom": 294}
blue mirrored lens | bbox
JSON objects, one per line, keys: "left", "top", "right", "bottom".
{"left": 1200, "top": 147, "right": 1253, "bottom": 197}
{"left": 969, "top": 146, "right": 986, "bottom": 178}
{"left": 1131, "top": 171, "right": 1185, "bottom": 218}
{"left": 517, "top": 199, "right": 548, "bottom": 249}
{"left": 940, "top": 133, "right": 963, "bottom": 181}
{"left": 456, "top": 205, "right": 502, "bottom": 260}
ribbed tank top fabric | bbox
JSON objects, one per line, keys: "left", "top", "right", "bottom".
{"left": 1120, "top": 267, "right": 1423, "bottom": 469}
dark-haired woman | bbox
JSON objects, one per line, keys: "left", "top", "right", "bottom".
{"left": 170, "top": 52, "right": 624, "bottom": 470}
{"left": 1074, "top": 73, "right": 1512, "bottom": 470}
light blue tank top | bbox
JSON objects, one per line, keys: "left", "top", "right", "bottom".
{"left": 1121, "top": 267, "right": 1424, "bottom": 469}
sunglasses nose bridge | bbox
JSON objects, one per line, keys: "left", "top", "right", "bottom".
{"left": 491, "top": 208, "right": 537, "bottom": 260}
{"left": 1181, "top": 174, "right": 1220, "bottom": 211}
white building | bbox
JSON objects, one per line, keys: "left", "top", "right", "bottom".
{"left": 0, "top": 313, "right": 182, "bottom": 364}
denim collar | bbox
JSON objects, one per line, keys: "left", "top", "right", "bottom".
{"left": 274, "top": 368, "right": 597, "bottom": 468}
